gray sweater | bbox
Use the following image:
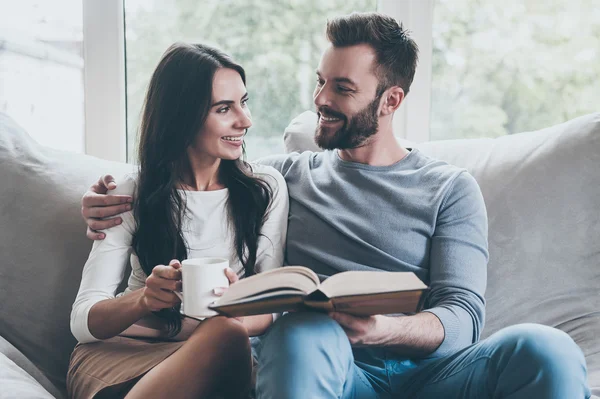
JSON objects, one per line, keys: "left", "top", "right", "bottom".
{"left": 258, "top": 149, "right": 488, "bottom": 357}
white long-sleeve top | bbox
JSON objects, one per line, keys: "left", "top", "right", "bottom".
{"left": 71, "top": 164, "right": 289, "bottom": 343}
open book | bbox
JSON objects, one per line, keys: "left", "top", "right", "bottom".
{"left": 209, "top": 266, "right": 428, "bottom": 317}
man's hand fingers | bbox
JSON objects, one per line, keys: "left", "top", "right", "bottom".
{"left": 101, "top": 174, "right": 117, "bottom": 191}
{"left": 82, "top": 202, "right": 131, "bottom": 219}
{"left": 89, "top": 174, "right": 116, "bottom": 194}
{"left": 86, "top": 227, "right": 105, "bottom": 240}
{"left": 87, "top": 217, "right": 122, "bottom": 231}
{"left": 82, "top": 192, "right": 132, "bottom": 209}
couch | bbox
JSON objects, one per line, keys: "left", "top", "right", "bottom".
{"left": 1, "top": 110, "right": 599, "bottom": 398}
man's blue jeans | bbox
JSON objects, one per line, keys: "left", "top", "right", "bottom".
{"left": 254, "top": 312, "right": 590, "bottom": 399}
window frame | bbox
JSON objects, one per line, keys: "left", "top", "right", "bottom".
{"left": 82, "top": 0, "right": 435, "bottom": 162}
{"left": 83, "top": 0, "right": 127, "bottom": 162}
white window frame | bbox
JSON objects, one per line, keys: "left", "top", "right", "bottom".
{"left": 379, "top": 0, "right": 434, "bottom": 143}
{"left": 83, "top": 0, "right": 126, "bottom": 162}
{"left": 82, "top": 0, "right": 434, "bottom": 162}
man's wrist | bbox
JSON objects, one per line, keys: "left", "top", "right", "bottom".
{"left": 369, "top": 315, "right": 396, "bottom": 346}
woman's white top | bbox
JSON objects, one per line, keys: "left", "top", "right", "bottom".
{"left": 70, "top": 164, "right": 289, "bottom": 343}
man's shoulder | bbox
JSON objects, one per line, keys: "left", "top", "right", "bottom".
{"left": 411, "top": 149, "right": 469, "bottom": 184}
{"left": 248, "top": 163, "right": 286, "bottom": 189}
{"left": 408, "top": 150, "right": 483, "bottom": 203}
{"left": 255, "top": 151, "right": 322, "bottom": 175}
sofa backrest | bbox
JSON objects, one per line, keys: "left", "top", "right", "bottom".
{"left": 285, "top": 111, "right": 600, "bottom": 391}
{"left": 0, "top": 113, "right": 134, "bottom": 394}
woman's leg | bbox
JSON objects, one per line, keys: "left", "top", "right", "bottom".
{"left": 125, "top": 316, "right": 252, "bottom": 399}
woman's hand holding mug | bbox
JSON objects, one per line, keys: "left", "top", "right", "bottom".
{"left": 141, "top": 259, "right": 183, "bottom": 312}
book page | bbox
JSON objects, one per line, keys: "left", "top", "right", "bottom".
{"left": 214, "top": 266, "right": 320, "bottom": 305}
{"left": 319, "top": 271, "right": 427, "bottom": 298}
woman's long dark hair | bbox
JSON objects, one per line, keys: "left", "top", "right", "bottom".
{"left": 131, "top": 43, "right": 273, "bottom": 336}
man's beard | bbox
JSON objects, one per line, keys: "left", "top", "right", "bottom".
{"left": 314, "top": 95, "right": 381, "bottom": 150}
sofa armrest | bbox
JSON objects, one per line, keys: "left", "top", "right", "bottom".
{"left": 0, "top": 353, "right": 56, "bottom": 398}
{"left": 0, "top": 336, "right": 64, "bottom": 399}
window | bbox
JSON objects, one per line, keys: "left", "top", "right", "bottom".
{"left": 81, "top": 0, "right": 598, "bottom": 160}
{"left": 124, "top": 0, "right": 377, "bottom": 161}
{"left": 429, "top": 0, "right": 600, "bottom": 140}
{"left": 0, "top": 0, "right": 84, "bottom": 152}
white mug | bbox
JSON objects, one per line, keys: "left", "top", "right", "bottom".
{"left": 173, "top": 257, "right": 230, "bottom": 318}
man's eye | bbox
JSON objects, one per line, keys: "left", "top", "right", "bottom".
{"left": 337, "top": 86, "right": 351, "bottom": 93}
{"left": 217, "top": 106, "right": 230, "bottom": 114}
{"left": 316, "top": 79, "right": 324, "bottom": 86}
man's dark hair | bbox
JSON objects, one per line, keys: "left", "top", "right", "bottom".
{"left": 326, "top": 12, "right": 419, "bottom": 96}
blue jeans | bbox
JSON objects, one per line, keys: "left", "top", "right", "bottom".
{"left": 254, "top": 312, "right": 590, "bottom": 399}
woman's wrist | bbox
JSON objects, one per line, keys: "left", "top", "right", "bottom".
{"left": 133, "top": 288, "right": 153, "bottom": 316}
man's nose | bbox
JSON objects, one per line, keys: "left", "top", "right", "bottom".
{"left": 313, "top": 84, "right": 332, "bottom": 108}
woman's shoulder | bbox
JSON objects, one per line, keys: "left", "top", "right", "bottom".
{"left": 107, "top": 172, "right": 139, "bottom": 196}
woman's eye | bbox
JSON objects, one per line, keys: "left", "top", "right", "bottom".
{"left": 217, "top": 106, "right": 230, "bottom": 114}
{"left": 241, "top": 98, "right": 249, "bottom": 106}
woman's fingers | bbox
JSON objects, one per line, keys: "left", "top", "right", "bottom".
{"left": 224, "top": 267, "right": 238, "bottom": 284}
{"left": 143, "top": 290, "right": 180, "bottom": 311}
{"left": 152, "top": 264, "right": 182, "bottom": 280}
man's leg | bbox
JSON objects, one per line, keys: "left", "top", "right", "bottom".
{"left": 255, "top": 312, "right": 383, "bottom": 399}
{"left": 389, "top": 323, "right": 590, "bottom": 398}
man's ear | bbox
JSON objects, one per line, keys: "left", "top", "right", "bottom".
{"left": 380, "top": 86, "right": 405, "bottom": 116}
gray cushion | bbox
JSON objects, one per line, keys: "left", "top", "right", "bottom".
{"left": 284, "top": 111, "right": 600, "bottom": 395}
{"left": 0, "top": 113, "right": 134, "bottom": 394}
{"left": 0, "top": 353, "right": 54, "bottom": 399}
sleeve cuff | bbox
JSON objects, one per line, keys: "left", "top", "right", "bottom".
{"left": 423, "top": 307, "right": 462, "bottom": 357}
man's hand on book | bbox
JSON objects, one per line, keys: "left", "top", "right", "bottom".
{"left": 329, "top": 312, "right": 386, "bottom": 347}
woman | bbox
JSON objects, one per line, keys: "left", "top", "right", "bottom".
{"left": 68, "top": 43, "right": 288, "bottom": 399}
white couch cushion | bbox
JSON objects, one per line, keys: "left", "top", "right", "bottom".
{"left": 0, "top": 353, "right": 54, "bottom": 399}
{"left": 283, "top": 111, "right": 600, "bottom": 395}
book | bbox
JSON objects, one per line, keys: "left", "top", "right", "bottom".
{"left": 209, "top": 266, "right": 428, "bottom": 317}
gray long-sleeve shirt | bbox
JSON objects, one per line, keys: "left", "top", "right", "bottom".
{"left": 258, "top": 149, "right": 488, "bottom": 357}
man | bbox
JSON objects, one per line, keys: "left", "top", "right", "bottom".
{"left": 81, "top": 12, "right": 590, "bottom": 399}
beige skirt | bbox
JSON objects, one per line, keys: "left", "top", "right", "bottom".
{"left": 67, "top": 336, "right": 185, "bottom": 399}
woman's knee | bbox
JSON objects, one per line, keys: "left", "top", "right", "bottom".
{"left": 188, "top": 316, "right": 251, "bottom": 355}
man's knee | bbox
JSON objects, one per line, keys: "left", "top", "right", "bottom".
{"left": 256, "top": 312, "right": 356, "bottom": 397}
{"left": 260, "top": 312, "right": 352, "bottom": 362}
{"left": 493, "top": 323, "right": 587, "bottom": 377}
